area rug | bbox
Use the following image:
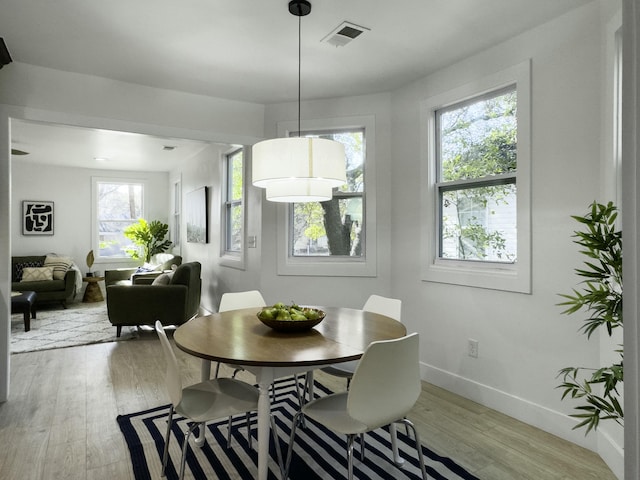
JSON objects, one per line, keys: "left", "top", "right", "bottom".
{"left": 10, "top": 300, "right": 138, "bottom": 353}
{"left": 117, "top": 377, "right": 480, "bottom": 480}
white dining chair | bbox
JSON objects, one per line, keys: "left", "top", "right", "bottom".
{"left": 217, "top": 290, "right": 308, "bottom": 407}
{"left": 321, "top": 294, "right": 402, "bottom": 385}
{"left": 154, "top": 321, "right": 283, "bottom": 480}
{"left": 285, "top": 333, "right": 427, "bottom": 480}
{"left": 219, "top": 289, "right": 267, "bottom": 312}
{"left": 214, "top": 290, "right": 267, "bottom": 378}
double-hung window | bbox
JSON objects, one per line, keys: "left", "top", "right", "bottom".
{"left": 276, "top": 115, "right": 377, "bottom": 277}
{"left": 290, "top": 129, "right": 364, "bottom": 258}
{"left": 93, "top": 178, "right": 144, "bottom": 260}
{"left": 224, "top": 148, "right": 244, "bottom": 254}
{"left": 421, "top": 61, "right": 531, "bottom": 293}
{"left": 436, "top": 87, "right": 517, "bottom": 263}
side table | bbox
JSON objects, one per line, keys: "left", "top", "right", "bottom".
{"left": 83, "top": 276, "right": 105, "bottom": 302}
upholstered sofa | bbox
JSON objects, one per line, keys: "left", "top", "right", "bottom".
{"left": 11, "top": 255, "right": 78, "bottom": 308}
{"left": 106, "top": 261, "right": 201, "bottom": 337}
{"left": 104, "top": 254, "right": 182, "bottom": 288}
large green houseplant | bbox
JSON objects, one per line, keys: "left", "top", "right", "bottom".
{"left": 123, "top": 219, "right": 172, "bottom": 263}
{"left": 557, "top": 201, "right": 623, "bottom": 434}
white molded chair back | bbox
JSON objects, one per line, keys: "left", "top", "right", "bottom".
{"left": 319, "top": 294, "right": 403, "bottom": 383}
{"left": 362, "top": 294, "right": 402, "bottom": 321}
{"left": 155, "top": 321, "right": 183, "bottom": 408}
{"left": 219, "top": 290, "right": 266, "bottom": 312}
{"left": 348, "top": 333, "right": 420, "bottom": 428}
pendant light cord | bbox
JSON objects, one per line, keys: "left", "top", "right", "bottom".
{"left": 297, "top": 10, "right": 302, "bottom": 137}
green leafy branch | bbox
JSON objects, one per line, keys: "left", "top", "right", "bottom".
{"left": 124, "top": 219, "right": 172, "bottom": 263}
{"left": 556, "top": 201, "right": 623, "bottom": 434}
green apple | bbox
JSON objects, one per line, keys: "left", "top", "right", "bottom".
{"left": 258, "top": 308, "right": 275, "bottom": 320}
{"left": 304, "top": 309, "right": 320, "bottom": 320}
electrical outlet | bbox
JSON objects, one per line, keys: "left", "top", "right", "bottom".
{"left": 468, "top": 339, "right": 479, "bottom": 358}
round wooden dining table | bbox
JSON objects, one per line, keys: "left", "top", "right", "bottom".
{"left": 174, "top": 306, "right": 407, "bottom": 480}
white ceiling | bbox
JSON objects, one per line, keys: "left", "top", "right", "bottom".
{"left": 1, "top": 0, "right": 594, "bottom": 171}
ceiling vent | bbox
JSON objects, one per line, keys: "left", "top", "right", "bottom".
{"left": 321, "top": 21, "right": 370, "bottom": 47}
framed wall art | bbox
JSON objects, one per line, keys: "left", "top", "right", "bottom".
{"left": 23, "top": 200, "right": 54, "bottom": 235}
{"left": 186, "top": 187, "right": 208, "bottom": 243}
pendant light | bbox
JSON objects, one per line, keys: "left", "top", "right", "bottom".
{"left": 252, "top": 0, "right": 347, "bottom": 203}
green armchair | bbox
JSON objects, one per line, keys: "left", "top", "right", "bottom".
{"left": 106, "top": 261, "right": 201, "bottom": 337}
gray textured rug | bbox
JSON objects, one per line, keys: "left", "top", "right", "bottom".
{"left": 10, "top": 300, "right": 138, "bottom": 353}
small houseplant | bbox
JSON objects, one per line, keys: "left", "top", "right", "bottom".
{"left": 556, "top": 201, "right": 623, "bottom": 434}
{"left": 123, "top": 219, "right": 172, "bottom": 263}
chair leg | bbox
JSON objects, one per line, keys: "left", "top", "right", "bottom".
{"left": 284, "top": 411, "right": 303, "bottom": 479}
{"left": 294, "top": 375, "right": 307, "bottom": 428}
{"left": 346, "top": 434, "right": 356, "bottom": 480}
{"left": 270, "top": 414, "right": 285, "bottom": 479}
{"left": 226, "top": 412, "right": 253, "bottom": 450}
{"left": 179, "top": 422, "right": 200, "bottom": 480}
{"left": 400, "top": 418, "right": 428, "bottom": 480}
{"left": 161, "top": 406, "right": 175, "bottom": 477}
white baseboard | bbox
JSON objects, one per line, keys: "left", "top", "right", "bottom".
{"left": 421, "top": 362, "right": 623, "bottom": 476}
{"left": 598, "top": 429, "right": 624, "bottom": 480}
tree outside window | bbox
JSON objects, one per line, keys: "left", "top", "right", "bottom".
{"left": 436, "top": 87, "right": 517, "bottom": 263}
{"left": 291, "top": 129, "right": 364, "bottom": 257}
{"left": 96, "top": 181, "right": 144, "bottom": 258}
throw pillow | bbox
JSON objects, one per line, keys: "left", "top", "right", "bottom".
{"left": 21, "top": 266, "right": 54, "bottom": 282}
{"left": 44, "top": 256, "right": 73, "bottom": 280}
{"left": 14, "top": 260, "right": 44, "bottom": 282}
{"left": 151, "top": 273, "right": 172, "bottom": 285}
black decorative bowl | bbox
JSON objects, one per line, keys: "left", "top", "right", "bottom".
{"left": 257, "top": 309, "right": 326, "bottom": 332}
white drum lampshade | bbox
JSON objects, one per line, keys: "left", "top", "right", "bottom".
{"left": 252, "top": 137, "right": 346, "bottom": 202}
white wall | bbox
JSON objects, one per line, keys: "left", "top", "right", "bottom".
{"left": 391, "top": 1, "right": 622, "bottom": 476}
{"left": 173, "top": 143, "right": 265, "bottom": 314}
{"left": 11, "top": 162, "right": 170, "bottom": 275}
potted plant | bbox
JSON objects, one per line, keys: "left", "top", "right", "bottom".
{"left": 557, "top": 201, "right": 623, "bottom": 433}
{"left": 123, "top": 219, "right": 172, "bottom": 263}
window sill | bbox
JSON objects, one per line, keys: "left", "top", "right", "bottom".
{"left": 220, "top": 253, "right": 245, "bottom": 271}
{"left": 421, "top": 259, "right": 530, "bottom": 293}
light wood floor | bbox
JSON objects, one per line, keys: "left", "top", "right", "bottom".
{"left": 0, "top": 332, "right": 616, "bottom": 479}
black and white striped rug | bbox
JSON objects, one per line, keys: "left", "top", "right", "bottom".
{"left": 117, "top": 377, "right": 480, "bottom": 480}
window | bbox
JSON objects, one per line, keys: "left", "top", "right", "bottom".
{"left": 290, "top": 129, "right": 364, "bottom": 258}
{"left": 436, "top": 87, "right": 517, "bottom": 263}
{"left": 172, "top": 179, "right": 181, "bottom": 248}
{"left": 224, "top": 148, "right": 244, "bottom": 254}
{"left": 276, "top": 115, "right": 377, "bottom": 277}
{"left": 93, "top": 179, "right": 144, "bottom": 259}
{"left": 421, "top": 61, "right": 531, "bottom": 293}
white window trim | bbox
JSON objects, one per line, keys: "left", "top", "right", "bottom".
{"left": 171, "top": 175, "right": 182, "bottom": 253}
{"left": 91, "top": 176, "right": 147, "bottom": 264}
{"left": 276, "top": 115, "right": 377, "bottom": 277}
{"left": 420, "top": 60, "right": 532, "bottom": 293}
{"left": 220, "top": 146, "right": 247, "bottom": 270}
